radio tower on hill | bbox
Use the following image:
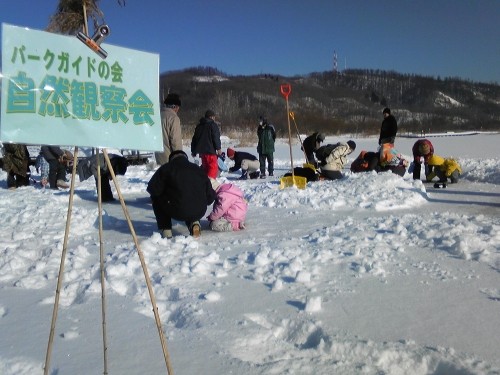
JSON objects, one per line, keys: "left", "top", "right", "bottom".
{"left": 333, "top": 50, "right": 338, "bottom": 74}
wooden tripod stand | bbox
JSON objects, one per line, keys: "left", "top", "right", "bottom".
{"left": 43, "top": 148, "right": 174, "bottom": 375}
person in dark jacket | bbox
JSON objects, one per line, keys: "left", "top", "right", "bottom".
{"left": 40, "top": 145, "right": 70, "bottom": 189}
{"left": 191, "top": 110, "right": 222, "bottom": 179}
{"left": 147, "top": 150, "right": 216, "bottom": 239}
{"left": 77, "top": 153, "right": 128, "bottom": 202}
{"left": 257, "top": 116, "right": 276, "bottom": 178}
{"left": 379, "top": 108, "right": 398, "bottom": 145}
{"left": 2, "top": 143, "right": 31, "bottom": 189}
{"left": 226, "top": 147, "right": 260, "bottom": 179}
{"left": 411, "top": 139, "right": 435, "bottom": 180}
{"left": 302, "top": 132, "right": 325, "bottom": 167}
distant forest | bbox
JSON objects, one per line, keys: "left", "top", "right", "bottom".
{"left": 159, "top": 67, "right": 500, "bottom": 140}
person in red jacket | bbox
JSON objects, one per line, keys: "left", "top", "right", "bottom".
{"left": 411, "top": 139, "right": 434, "bottom": 180}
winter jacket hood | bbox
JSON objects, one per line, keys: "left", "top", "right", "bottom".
{"left": 412, "top": 139, "right": 434, "bottom": 163}
{"left": 426, "top": 154, "right": 462, "bottom": 179}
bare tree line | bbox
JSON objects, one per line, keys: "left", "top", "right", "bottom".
{"left": 161, "top": 67, "right": 499, "bottom": 140}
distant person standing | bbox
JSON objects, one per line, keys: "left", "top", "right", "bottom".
{"left": 379, "top": 108, "right": 398, "bottom": 145}
{"left": 154, "top": 93, "right": 183, "bottom": 166}
{"left": 257, "top": 116, "right": 276, "bottom": 178}
{"left": 191, "top": 110, "right": 222, "bottom": 179}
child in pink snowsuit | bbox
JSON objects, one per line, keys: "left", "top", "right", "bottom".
{"left": 207, "top": 182, "right": 247, "bottom": 231}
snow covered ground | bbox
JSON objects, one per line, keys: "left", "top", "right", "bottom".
{"left": 0, "top": 133, "right": 499, "bottom": 375}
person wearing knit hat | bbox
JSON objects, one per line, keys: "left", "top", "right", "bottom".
{"left": 314, "top": 141, "right": 356, "bottom": 180}
{"left": 164, "top": 93, "right": 181, "bottom": 107}
{"left": 379, "top": 107, "right": 398, "bottom": 146}
{"left": 226, "top": 148, "right": 235, "bottom": 159}
{"left": 155, "top": 93, "right": 183, "bottom": 166}
{"left": 226, "top": 148, "right": 260, "bottom": 179}
{"left": 191, "top": 109, "right": 222, "bottom": 179}
{"left": 411, "top": 139, "right": 434, "bottom": 180}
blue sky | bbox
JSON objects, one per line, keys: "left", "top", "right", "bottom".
{"left": 1, "top": 0, "right": 499, "bottom": 83}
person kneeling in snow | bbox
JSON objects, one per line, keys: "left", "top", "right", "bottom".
{"left": 350, "top": 151, "right": 379, "bottom": 173}
{"left": 77, "top": 153, "right": 128, "bottom": 202}
{"left": 147, "top": 150, "right": 216, "bottom": 239}
{"left": 226, "top": 147, "right": 260, "bottom": 179}
{"left": 378, "top": 143, "right": 409, "bottom": 177}
{"left": 315, "top": 140, "right": 356, "bottom": 180}
{"left": 426, "top": 155, "right": 461, "bottom": 184}
{"left": 207, "top": 178, "right": 247, "bottom": 232}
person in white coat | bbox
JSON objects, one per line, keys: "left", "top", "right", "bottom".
{"left": 315, "top": 141, "right": 356, "bottom": 180}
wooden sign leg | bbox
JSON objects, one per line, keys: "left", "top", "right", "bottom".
{"left": 103, "top": 149, "right": 174, "bottom": 374}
